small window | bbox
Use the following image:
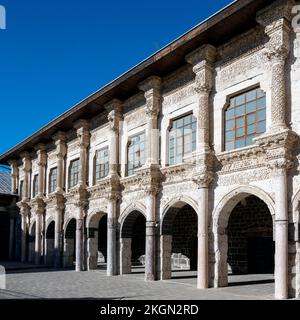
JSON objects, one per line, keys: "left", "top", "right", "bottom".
{"left": 127, "top": 132, "right": 146, "bottom": 176}
{"left": 69, "top": 159, "right": 80, "bottom": 189}
{"left": 224, "top": 88, "right": 266, "bottom": 151}
{"left": 33, "top": 174, "right": 39, "bottom": 197}
{"left": 49, "top": 167, "right": 58, "bottom": 194}
{"left": 95, "top": 147, "right": 109, "bottom": 181}
{"left": 169, "top": 114, "right": 197, "bottom": 165}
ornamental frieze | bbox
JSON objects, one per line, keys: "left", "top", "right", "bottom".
{"left": 217, "top": 168, "right": 272, "bottom": 186}
{"left": 162, "top": 84, "right": 196, "bottom": 108}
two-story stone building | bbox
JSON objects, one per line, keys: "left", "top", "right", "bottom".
{"left": 0, "top": 0, "right": 299, "bottom": 299}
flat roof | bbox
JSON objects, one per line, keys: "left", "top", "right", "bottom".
{"left": 0, "top": 0, "right": 275, "bottom": 164}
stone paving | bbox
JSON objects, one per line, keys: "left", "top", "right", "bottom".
{"left": 0, "top": 263, "right": 277, "bottom": 300}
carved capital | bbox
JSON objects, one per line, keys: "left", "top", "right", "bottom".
{"left": 20, "top": 152, "right": 31, "bottom": 172}
{"left": 138, "top": 76, "right": 161, "bottom": 118}
{"left": 8, "top": 159, "right": 18, "bottom": 176}
{"left": 105, "top": 99, "right": 123, "bottom": 132}
{"left": 74, "top": 119, "right": 90, "bottom": 148}
{"left": 35, "top": 144, "right": 47, "bottom": 167}
{"left": 193, "top": 171, "right": 214, "bottom": 188}
{"left": 53, "top": 131, "right": 67, "bottom": 157}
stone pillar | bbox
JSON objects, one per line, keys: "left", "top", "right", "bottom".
{"left": 120, "top": 238, "right": 132, "bottom": 274}
{"left": 194, "top": 175, "right": 213, "bottom": 289}
{"left": 75, "top": 216, "right": 84, "bottom": 272}
{"left": 74, "top": 120, "right": 90, "bottom": 188}
{"left": 54, "top": 203, "right": 64, "bottom": 267}
{"left": 20, "top": 152, "right": 31, "bottom": 200}
{"left": 35, "top": 209, "right": 43, "bottom": 265}
{"left": 107, "top": 196, "right": 119, "bottom": 276}
{"left": 257, "top": 0, "right": 293, "bottom": 132}
{"left": 36, "top": 144, "right": 47, "bottom": 197}
{"left": 73, "top": 120, "right": 90, "bottom": 272}
{"left": 271, "top": 162, "right": 289, "bottom": 299}
{"left": 105, "top": 99, "right": 122, "bottom": 276}
{"left": 52, "top": 132, "right": 67, "bottom": 193}
{"left": 186, "top": 44, "right": 216, "bottom": 153}
{"left": 9, "top": 217, "right": 15, "bottom": 260}
{"left": 8, "top": 160, "right": 18, "bottom": 194}
{"left": 145, "top": 189, "right": 158, "bottom": 281}
{"left": 18, "top": 204, "right": 30, "bottom": 262}
{"left": 138, "top": 76, "right": 161, "bottom": 166}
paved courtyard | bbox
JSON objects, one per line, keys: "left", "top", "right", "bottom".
{"left": 0, "top": 263, "right": 277, "bottom": 300}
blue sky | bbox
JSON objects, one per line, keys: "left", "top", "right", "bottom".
{"left": 0, "top": 0, "right": 232, "bottom": 155}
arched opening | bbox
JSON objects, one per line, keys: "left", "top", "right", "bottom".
{"left": 63, "top": 219, "right": 76, "bottom": 268}
{"left": 87, "top": 212, "right": 107, "bottom": 270}
{"left": 28, "top": 222, "right": 36, "bottom": 263}
{"left": 215, "top": 193, "right": 274, "bottom": 288}
{"left": 45, "top": 221, "right": 55, "bottom": 265}
{"left": 120, "top": 210, "right": 146, "bottom": 274}
{"left": 161, "top": 202, "right": 198, "bottom": 281}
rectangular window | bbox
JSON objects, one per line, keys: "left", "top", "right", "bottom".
{"left": 169, "top": 114, "right": 197, "bottom": 165}
{"left": 127, "top": 132, "right": 146, "bottom": 176}
{"left": 224, "top": 88, "right": 266, "bottom": 151}
{"left": 49, "top": 167, "right": 58, "bottom": 194}
{"left": 95, "top": 147, "right": 109, "bottom": 181}
{"left": 69, "top": 159, "right": 80, "bottom": 189}
{"left": 33, "top": 174, "right": 39, "bottom": 197}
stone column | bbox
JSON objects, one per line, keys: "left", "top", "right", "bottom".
{"left": 18, "top": 204, "right": 29, "bottom": 262}
{"left": 73, "top": 120, "right": 90, "bottom": 272}
{"left": 257, "top": 0, "right": 293, "bottom": 132}
{"left": 36, "top": 144, "right": 47, "bottom": 197}
{"left": 20, "top": 152, "right": 31, "bottom": 200}
{"left": 8, "top": 160, "right": 18, "bottom": 194}
{"left": 52, "top": 132, "right": 67, "bottom": 193}
{"left": 186, "top": 44, "right": 216, "bottom": 154}
{"left": 107, "top": 196, "right": 119, "bottom": 276}
{"left": 9, "top": 217, "right": 15, "bottom": 260}
{"left": 160, "top": 235, "right": 172, "bottom": 280}
{"left": 105, "top": 100, "right": 122, "bottom": 276}
{"left": 35, "top": 208, "right": 43, "bottom": 265}
{"left": 120, "top": 238, "right": 132, "bottom": 274}
{"left": 270, "top": 161, "right": 290, "bottom": 299}
{"left": 138, "top": 76, "right": 161, "bottom": 166}
{"left": 145, "top": 188, "right": 159, "bottom": 281}
{"left": 138, "top": 77, "right": 161, "bottom": 281}
{"left": 54, "top": 201, "right": 64, "bottom": 267}
{"left": 194, "top": 173, "right": 213, "bottom": 289}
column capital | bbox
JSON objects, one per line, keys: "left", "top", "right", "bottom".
{"left": 186, "top": 45, "right": 216, "bottom": 94}
{"left": 74, "top": 119, "right": 90, "bottom": 148}
{"left": 8, "top": 159, "right": 18, "bottom": 174}
{"left": 105, "top": 99, "right": 123, "bottom": 132}
{"left": 193, "top": 171, "right": 214, "bottom": 188}
{"left": 52, "top": 131, "right": 67, "bottom": 143}
{"left": 256, "top": 0, "right": 293, "bottom": 62}
{"left": 35, "top": 144, "right": 47, "bottom": 167}
{"left": 138, "top": 76, "right": 161, "bottom": 118}
{"left": 20, "top": 152, "right": 31, "bottom": 172}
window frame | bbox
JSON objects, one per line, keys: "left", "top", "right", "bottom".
{"left": 127, "top": 131, "right": 146, "bottom": 176}
{"left": 68, "top": 158, "right": 80, "bottom": 189}
{"left": 49, "top": 167, "right": 58, "bottom": 194}
{"left": 94, "top": 147, "right": 110, "bottom": 182}
{"left": 223, "top": 86, "right": 266, "bottom": 152}
{"left": 168, "top": 112, "right": 197, "bottom": 166}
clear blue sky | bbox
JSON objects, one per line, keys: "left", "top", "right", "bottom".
{"left": 0, "top": 0, "right": 232, "bottom": 155}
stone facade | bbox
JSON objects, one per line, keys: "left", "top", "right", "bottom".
{"left": 1, "top": 0, "right": 300, "bottom": 299}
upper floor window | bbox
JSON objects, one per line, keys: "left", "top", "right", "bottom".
{"left": 19, "top": 180, "right": 24, "bottom": 198}
{"left": 49, "top": 167, "right": 58, "bottom": 194}
{"left": 95, "top": 147, "right": 109, "bottom": 181}
{"left": 69, "top": 159, "right": 80, "bottom": 189}
{"left": 169, "top": 114, "right": 196, "bottom": 165}
{"left": 224, "top": 88, "right": 266, "bottom": 151}
{"left": 33, "top": 174, "right": 39, "bottom": 197}
{"left": 128, "top": 132, "right": 146, "bottom": 176}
